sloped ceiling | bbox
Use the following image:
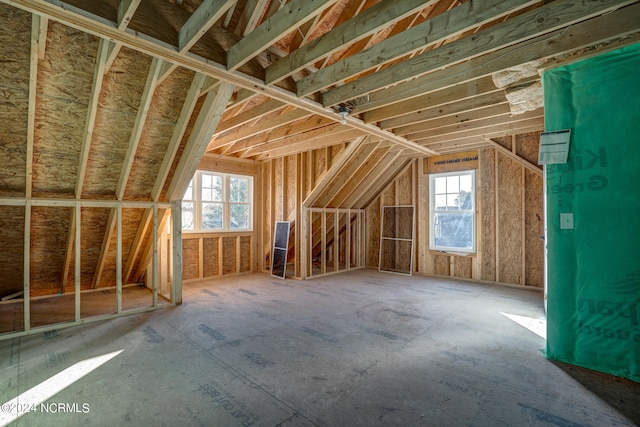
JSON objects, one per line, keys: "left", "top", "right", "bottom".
{"left": 2, "top": 0, "right": 639, "bottom": 176}
{"left": 0, "top": 0, "right": 639, "bottom": 295}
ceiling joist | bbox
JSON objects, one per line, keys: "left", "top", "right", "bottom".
{"left": 322, "top": 0, "right": 636, "bottom": 106}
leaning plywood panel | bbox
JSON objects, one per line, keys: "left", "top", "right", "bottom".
{"left": 479, "top": 148, "right": 496, "bottom": 282}
{"left": 0, "top": 5, "right": 30, "bottom": 196}
{"left": 124, "top": 68, "right": 195, "bottom": 200}
{"left": 497, "top": 153, "right": 523, "bottom": 285}
{"left": 29, "top": 206, "right": 71, "bottom": 295}
{"left": 83, "top": 47, "right": 152, "bottom": 199}
{"left": 0, "top": 206, "right": 25, "bottom": 297}
{"left": 33, "top": 22, "right": 97, "bottom": 198}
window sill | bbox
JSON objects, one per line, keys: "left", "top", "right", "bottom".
{"left": 429, "top": 250, "right": 476, "bottom": 257}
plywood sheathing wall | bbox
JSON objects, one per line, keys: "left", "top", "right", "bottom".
{"left": 83, "top": 47, "right": 151, "bottom": 199}
{"left": 368, "top": 132, "right": 544, "bottom": 287}
{"left": 33, "top": 22, "right": 97, "bottom": 198}
{"left": 159, "top": 94, "right": 205, "bottom": 202}
{"left": 260, "top": 145, "right": 349, "bottom": 275}
{"left": 124, "top": 67, "right": 196, "bottom": 201}
{"left": 30, "top": 206, "right": 72, "bottom": 295}
{"left": 63, "top": 207, "right": 110, "bottom": 292}
{"left": 0, "top": 5, "right": 30, "bottom": 197}
{"left": 0, "top": 206, "right": 25, "bottom": 294}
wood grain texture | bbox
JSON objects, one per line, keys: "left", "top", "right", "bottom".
{"left": 32, "top": 22, "right": 98, "bottom": 198}
{"left": 83, "top": 47, "right": 152, "bottom": 199}
{"left": 124, "top": 67, "right": 195, "bottom": 200}
{"left": 0, "top": 5, "right": 30, "bottom": 196}
{"left": 203, "top": 236, "right": 219, "bottom": 277}
{"left": 479, "top": 147, "right": 496, "bottom": 282}
{"left": 0, "top": 206, "right": 25, "bottom": 295}
{"left": 497, "top": 152, "right": 523, "bottom": 285}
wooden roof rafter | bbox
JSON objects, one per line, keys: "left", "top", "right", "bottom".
{"left": 210, "top": 108, "right": 314, "bottom": 153}
{"left": 344, "top": 2, "right": 640, "bottom": 128}
{"left": 226, "top": 0, "right": 340, "bottom": 71}
{"left": 265, "top": 0, "right": 433, "bottom": 85}
{"left": 222, "top": 114, "right": 332, "bottom": 156}
{"left": 25, "top": 13, "right": 47, "bottom": 199}
{"left": 321, "top": 0, "right": 635, "bottom": 107}
{"left": 1, "top": 0, "right": 437, "bottom": 156}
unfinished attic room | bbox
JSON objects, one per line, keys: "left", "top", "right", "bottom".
{"left": 1, "top": 0, "right": 640, "bottom": 425}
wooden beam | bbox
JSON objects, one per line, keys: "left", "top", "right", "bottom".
{"left": 156, "top": 61, "right": 178, "bottom": 86}
{"left": 222, "top": 115, "right": 333, "bottom": 155}
{"left": 414, "top": 117, "right": 544, "bottom": 145}
{"left": 61, "top": 205, "right": 76, "bottom": 293}
{"left": 226, "top": 0, "right": 339, "bottom": 71}
{"left": 297, "top": 0, "right": 538, "bottom": 99}
{"left": 211, "top": 108, "right": 313, "bottom": 152}
{"left": 380, "top": 91, "right": 509, "bottom": 131}
{"left": 151, "top": 73, "right": 208, "bottom": 202}
{"left": 123, "top": 208, "right": 152, "bottom": 283}
{"left": 264, "top": 0, "right": 434, "bottom": 84}
{"left": 340, "top": 2, "right": 640, "bottom": 111}
{"left": 302, "top": 136, "right": 367, "bottom": 208}
{"left": 394, "top": 103, "right": 514, "bottom": 137}
{"left": 216, "top": 99, "right": 286, "bottom": 133}
{"left": 239, "top": 0, "right": 270, "bottom": 36}
{"left": 103, "top": 40, "right": 122, "bottom": 75}
{"left": 409, "top": 109, "right": 544, "bottom": 141}
{"left": 245, "top": 123, "right": 362, "bottom": 157}
{"left": 321, "top": 0, "right": 635, "bottom": 106}
{"left": 8, "top": 0, "right": 596, "bottom": 157}
{"left": 329, "top": 145, "right": 391, "bottom": 208}
{"left": 167, "top": 81, "right": 236, "bottom": 201}
{"left": 484, "top": 137, "right": 543, "bottom": 177}
{"left": 351, "top": 154, "right": 409, "bottom": 209}
{"left": 316, "top": 142, "right": 379, "bottom": 208}
{"left": 23, "top": 201, "right": 31, "bottom": 331}
{"left": 178, "top": 0, "right": 236, "bottom": 53}
{"left": 92, "top": 208, "right": 116, "bottom": 288}
{"left": 26, "top": 15, "right": 47, "bottom": 198}
{"left": 76, "top": 38, "right": 110, "bottom": 198}
{"left": 116, "top": 57, "right": 163, "bottom": 201}
{"left": 117, "top": 0, "right": 141, "bottom": 30}
{"left": 253, "top": 130, "right": 367, "bottom": 160}
{"left": 361, "top": 75, "right": 502, "bottom": 123}
{"left": 64, "top": 35, "right": 109, "bottom": 291}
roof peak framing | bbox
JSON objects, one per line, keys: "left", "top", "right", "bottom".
{"left": 0, "top": 0, "right": 436, "bottom": 157}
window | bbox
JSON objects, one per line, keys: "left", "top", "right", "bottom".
{"left": 182, "top": 171, "right": 253, "bottom": 232}
{"left": 429, "top": 170, "right": 475, "bottom": 253}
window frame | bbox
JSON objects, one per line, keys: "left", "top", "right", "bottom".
{"left": 182, "top": 170, "right": 253, "bottom": 233}
{"left": 429, "top": 170, "right": 476, "bottom": 253}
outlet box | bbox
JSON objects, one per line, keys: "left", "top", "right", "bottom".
{"left": 560, "top": 213, "right": 574, "bottom": 230}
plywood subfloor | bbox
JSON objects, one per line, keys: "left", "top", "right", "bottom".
{"left": 1, "top": 270, "right": 638, "bottom": 426}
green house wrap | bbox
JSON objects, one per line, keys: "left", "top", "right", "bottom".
{"left": 544, "top": 43, "right": 640, "bottom": 382}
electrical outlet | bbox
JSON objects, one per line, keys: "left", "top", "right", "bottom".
{"left": 560, "top": 213, "right": 574, "bottom": 230}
